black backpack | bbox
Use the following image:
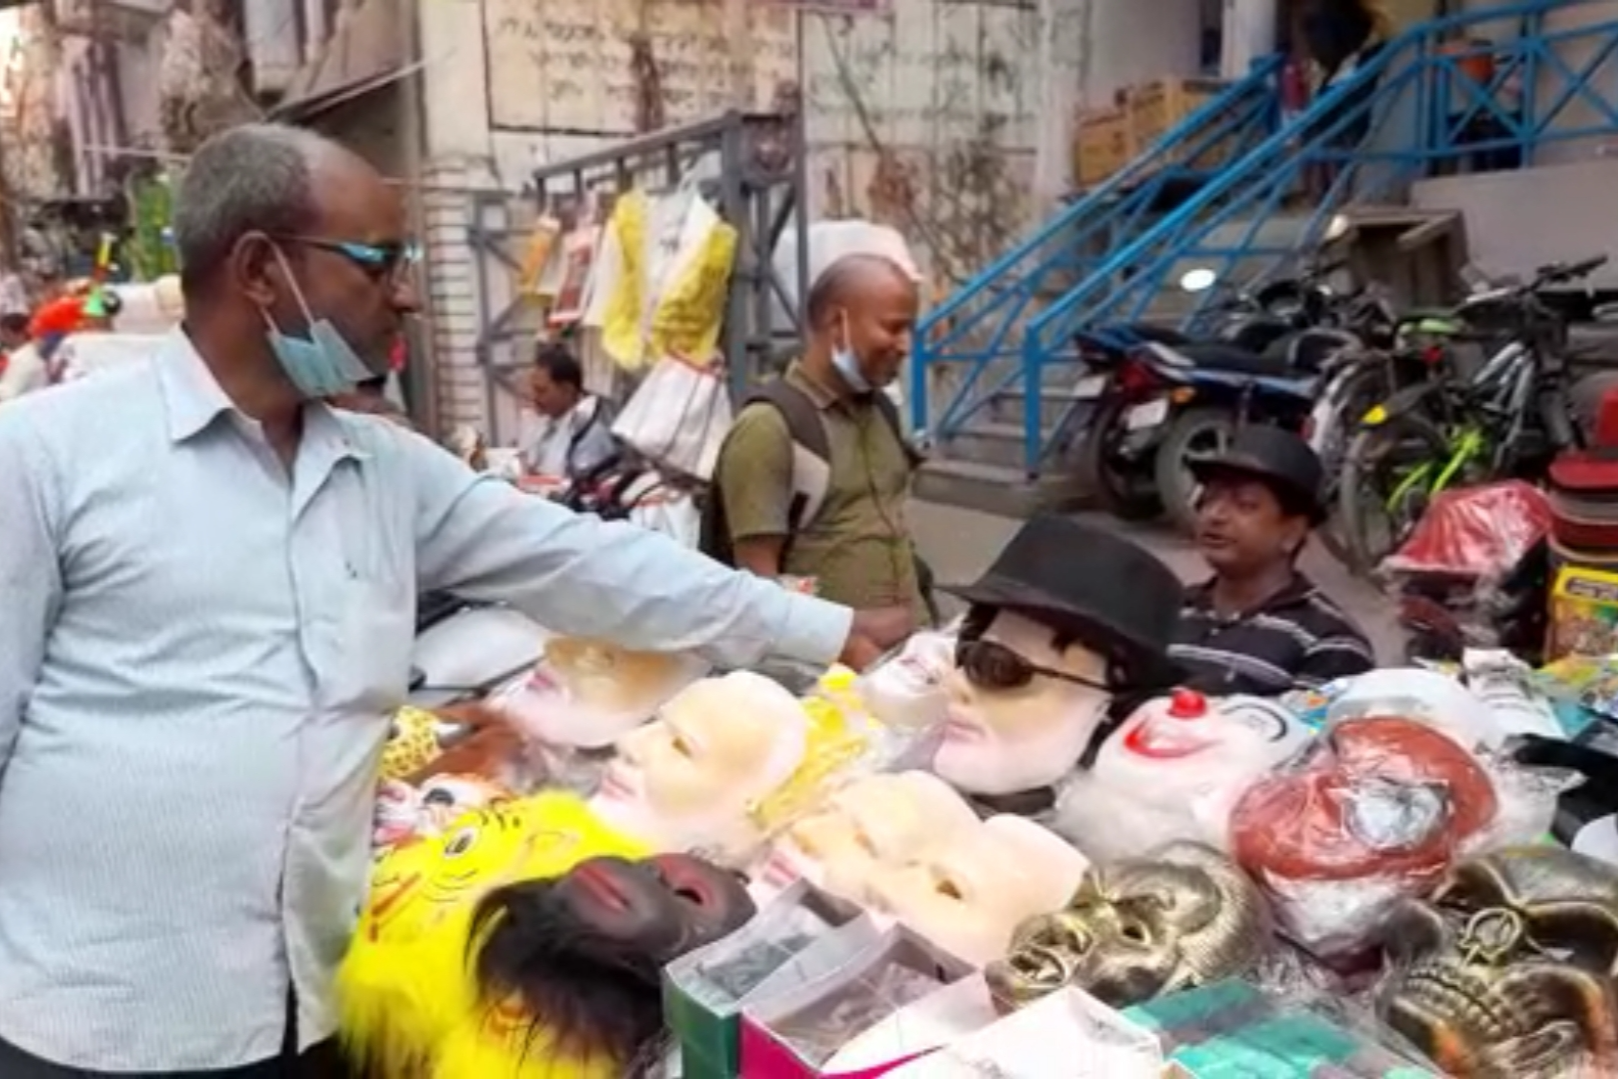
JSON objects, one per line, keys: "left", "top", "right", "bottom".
{"left": 700, "top": 380, "right": 919, "bottom": 566}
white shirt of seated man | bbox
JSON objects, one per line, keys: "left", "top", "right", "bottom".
{"left": 860, "top": 814, "right": 1090, "bottom": 967}
{"left": 1058, "top": 689, "right": 1312, "bottom": 861}
{"left": 590, "top": 670, "right": 808, "bottom": 865}
{"left": 750, "top": 770, "right": 982, "bottom": 902}
{"left": 937, "top": 610, "right": 1114, "bottom": 796}
{"left": 492, "top": 636, "right": 709, "bottom": 749}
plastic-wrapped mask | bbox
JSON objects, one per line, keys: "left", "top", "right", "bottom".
{"left": 857, "top": 632, "right": 956, "bottom": 730}
{"left": 1062, "top": 691, "right": 1312, "bottom": 859}
{"left": 939, "top": 611, "right": 1113, "bottom": 796}
{"left": 986, "top": 841, "right": 1268, "bottom": 1011}
{"left": 590, "top": 671, "right": 809, "bottom": 863}
{"left": 1230, "top": 716, "right": 1499, "bottom": 958}
{"left": 1378, "top": 846, "right": 1618, "bottom": 1079}
{"left": 861, "top": 815, "right": 1088, "bottom": 967}
{"left": 495, "top": 637, "right": 708, "bottom": 749}
{"left": 752, "top": 771, "right": 980, "bottom": 899}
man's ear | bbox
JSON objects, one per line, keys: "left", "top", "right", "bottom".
{"left": 231, "top": 232, "right": 281, "bottom": 308}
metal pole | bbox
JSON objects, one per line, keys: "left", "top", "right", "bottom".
{"left": 398, "top": 0, "right": 438, "bottom": 436}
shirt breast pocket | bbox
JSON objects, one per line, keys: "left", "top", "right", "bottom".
{"left": 334, "top": 575, "right": 415, "bottom": 712}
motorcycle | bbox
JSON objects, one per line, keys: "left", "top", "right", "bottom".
{"left": 1083, "top": 257, "right": 1381, "bottom": 536}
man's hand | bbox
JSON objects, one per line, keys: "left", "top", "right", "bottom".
{"left": 838, "top": 606, "right": 916, "bottom": 672}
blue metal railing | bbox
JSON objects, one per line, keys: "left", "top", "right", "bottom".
{"left": 1005, "top": 0, "right": 1618, "bottom": 474}
{"left": 909, "top": 58, "right": 1282, "bottom": 442}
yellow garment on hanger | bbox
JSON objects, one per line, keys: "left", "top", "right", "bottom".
{"left": 599, "top": 191, "right": 650, "bottom": 371}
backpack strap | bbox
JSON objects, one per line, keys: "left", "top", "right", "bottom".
{"left": 747, "top": 381, "right": 832, "bottom": 560}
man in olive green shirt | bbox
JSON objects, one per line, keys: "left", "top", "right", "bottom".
{"left": 713, "top": 253, "right": 928, "bottom": 623}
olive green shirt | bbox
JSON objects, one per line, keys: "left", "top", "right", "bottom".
{"left": 716, "top": 363, "right": 924, "bottom": 618}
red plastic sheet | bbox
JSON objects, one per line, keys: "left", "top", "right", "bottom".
{"left": 1382, "top": 480, "right": 1551, "bottom": 581}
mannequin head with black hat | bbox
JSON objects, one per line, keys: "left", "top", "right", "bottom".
{"left": 936, "top": 516, "right": 1184, "bottom": 808}
{"left": 1173, "top": 426, "right": 1374, "bottom": 697}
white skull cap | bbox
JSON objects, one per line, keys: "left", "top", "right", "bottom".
{"left": 806, "top": 220, "right": 922, "bottom": 292}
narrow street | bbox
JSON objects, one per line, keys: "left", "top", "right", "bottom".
{"left": 912, "top": 499, "right": 1405, "bottom": 663}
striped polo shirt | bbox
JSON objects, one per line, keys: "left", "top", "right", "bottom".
{"left": 1170, "top": 574, "right": 1375, "bottom": 697}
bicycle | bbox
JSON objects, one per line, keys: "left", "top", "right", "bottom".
{"left": 1337, "top": 255, "right": 1606, "bottom": 574}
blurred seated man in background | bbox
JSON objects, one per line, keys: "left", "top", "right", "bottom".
{"left": 1170, "top": 427, "right": 1373, "bottom": 695}
{"left": 521, "top": 341, "right": 617, "bottom": 484}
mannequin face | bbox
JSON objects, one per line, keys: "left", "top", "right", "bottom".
{"left": 590, "top": 671, "right": 808, "bottom": 857}
{"left": 862, "top": 816, "right": 1088, "bottom": 967}
{"left": 858, "top": 632, "right": 957, "bottom": 730}
{"left": 497, "top": 638, "right": 706, "bottom": 749}
{"left": 1096, "top": 691, "right": 1312, "bottom": 797}
{"left": 938, "top": 610, "right": 1112, "bottom": 795}
{"left": 754, "top": 771, "right": 980, "bottom": 897}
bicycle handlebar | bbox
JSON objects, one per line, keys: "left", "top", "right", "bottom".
{"left": 1534, "top": 254, "right": 1608, "bottom": 287}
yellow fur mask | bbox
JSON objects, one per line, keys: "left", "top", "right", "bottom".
{"left": 338, "top": 791, "right": 650, "bottom": 1078}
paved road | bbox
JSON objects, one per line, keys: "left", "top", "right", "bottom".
{"left": 911, "top": 500, "right": 1405, "bottom": 664}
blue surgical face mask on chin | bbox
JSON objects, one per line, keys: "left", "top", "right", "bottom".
{"left": 830, "top": 312, "right": 873, "bottom": 394}
{"left": 262, "top": 247, "right": 377, "bottom": 399}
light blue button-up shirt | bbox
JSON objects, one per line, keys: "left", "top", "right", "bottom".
{"left": 0, "top": 330, "right": 852, "bottom": 1071}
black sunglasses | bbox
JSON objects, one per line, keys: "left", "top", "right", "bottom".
{"left": 954, "top": 638, "right": 1109, "bottom": 692}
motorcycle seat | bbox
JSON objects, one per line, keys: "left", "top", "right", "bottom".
{"left": 1174, "top": 341, "right": 1293, "bottom": 377}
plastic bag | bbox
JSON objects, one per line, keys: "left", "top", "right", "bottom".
{"left": 1057, "top": 692, "right": 1315, "bottom": 861}
{"left": 1382, "top": 480, "right": 1552, "bottom": 581}
{"left": 1229, "top": 715, "right": 1502, "bottom": 959}
{"left": 649, "top": 196, "right": 737, "bottom": 364}
{"left": 1324, "top": 667, "right": 1505, "bottom": 749}
{"left": 627, "top": 485, "right": 702, "bottom": 548}
{"left": 611, "top": 354, "right": 732, "bottom": 480}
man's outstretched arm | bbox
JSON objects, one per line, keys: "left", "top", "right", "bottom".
{"left": 0, "top": 415, "right": 62, "bottom": 774}
{"left": 406, "top": 431, "right": 902, "bottom": 669}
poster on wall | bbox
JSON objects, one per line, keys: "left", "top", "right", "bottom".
{"left": 483, "top": 0, "right": 798, "bottom": 133}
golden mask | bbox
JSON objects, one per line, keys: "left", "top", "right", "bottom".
{"left": 1377, "top": 846, "right": 1618, "bottom": 1079}
{"left": 985, "top": 841, "right": 1269, "bottom": 1011}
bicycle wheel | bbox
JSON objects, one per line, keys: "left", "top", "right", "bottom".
{"left": 1338, "top": 412, "right": 1450, "bottom": 576}
{"left": 1312, "top": 364, "right": 1396, "bottom": 572}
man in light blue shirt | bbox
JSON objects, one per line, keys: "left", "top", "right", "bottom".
{"left": 0, "top": 124, "right": 907, "bottom": 1077}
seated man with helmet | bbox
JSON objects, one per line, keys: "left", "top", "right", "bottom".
{"left": 1170, "top": 426, "right": 1373, "bottom": 696}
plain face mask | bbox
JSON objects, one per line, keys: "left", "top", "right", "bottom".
{"left": 261, "top": 246, "right": 376, "bottom": 399}
{"left": 830, "top": 310, "right": 873, "bottom": 394}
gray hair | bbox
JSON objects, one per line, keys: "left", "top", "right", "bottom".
{"left": 172, "top": 122, "right": 338, "bottom": 294}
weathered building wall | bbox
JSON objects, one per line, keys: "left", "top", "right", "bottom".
{"left": 415, "top": 0, "right": 1205, "bottom": 430}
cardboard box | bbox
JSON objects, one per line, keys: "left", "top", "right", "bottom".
{"left": 664, "top": 882, "right": 875, "bottom": 1079}
{"left": 1074, "top": 107, "right": 1136, "bottom": 187}
{"left": 1128, "top": 76, "right": 1230, "bottom": 149}
{"left": 1548, "top": 561, "right": 1618, "bottom": 661}
{"left": 738, "top": 926, "right": 976, "bottom": 1078}
{"left": 886, "top": 986, "right": 1166, "bottom": 1078}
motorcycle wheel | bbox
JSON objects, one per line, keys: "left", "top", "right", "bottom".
{"left": 1154, "top": 407, "right": 1238, "bottom": 536}
{"left": 1338, "top": 413, "right": 1450, "bottom": 576}
{"left": 1078, "top": 399, "right": 1163, "bottom": 521}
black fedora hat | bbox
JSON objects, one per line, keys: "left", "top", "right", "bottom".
{"left": 1187, "top": 426, "right": 1327, "bottom": 524}
{"left": 940, "top": 516, "right": 1184, "bottom": 686}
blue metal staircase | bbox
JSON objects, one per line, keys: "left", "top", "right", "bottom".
{"left": 914, "top": 0, "right": 1618, "bottom": 488}
{"left": 907, "top": 58, "right": 1282, "bottom": 492}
